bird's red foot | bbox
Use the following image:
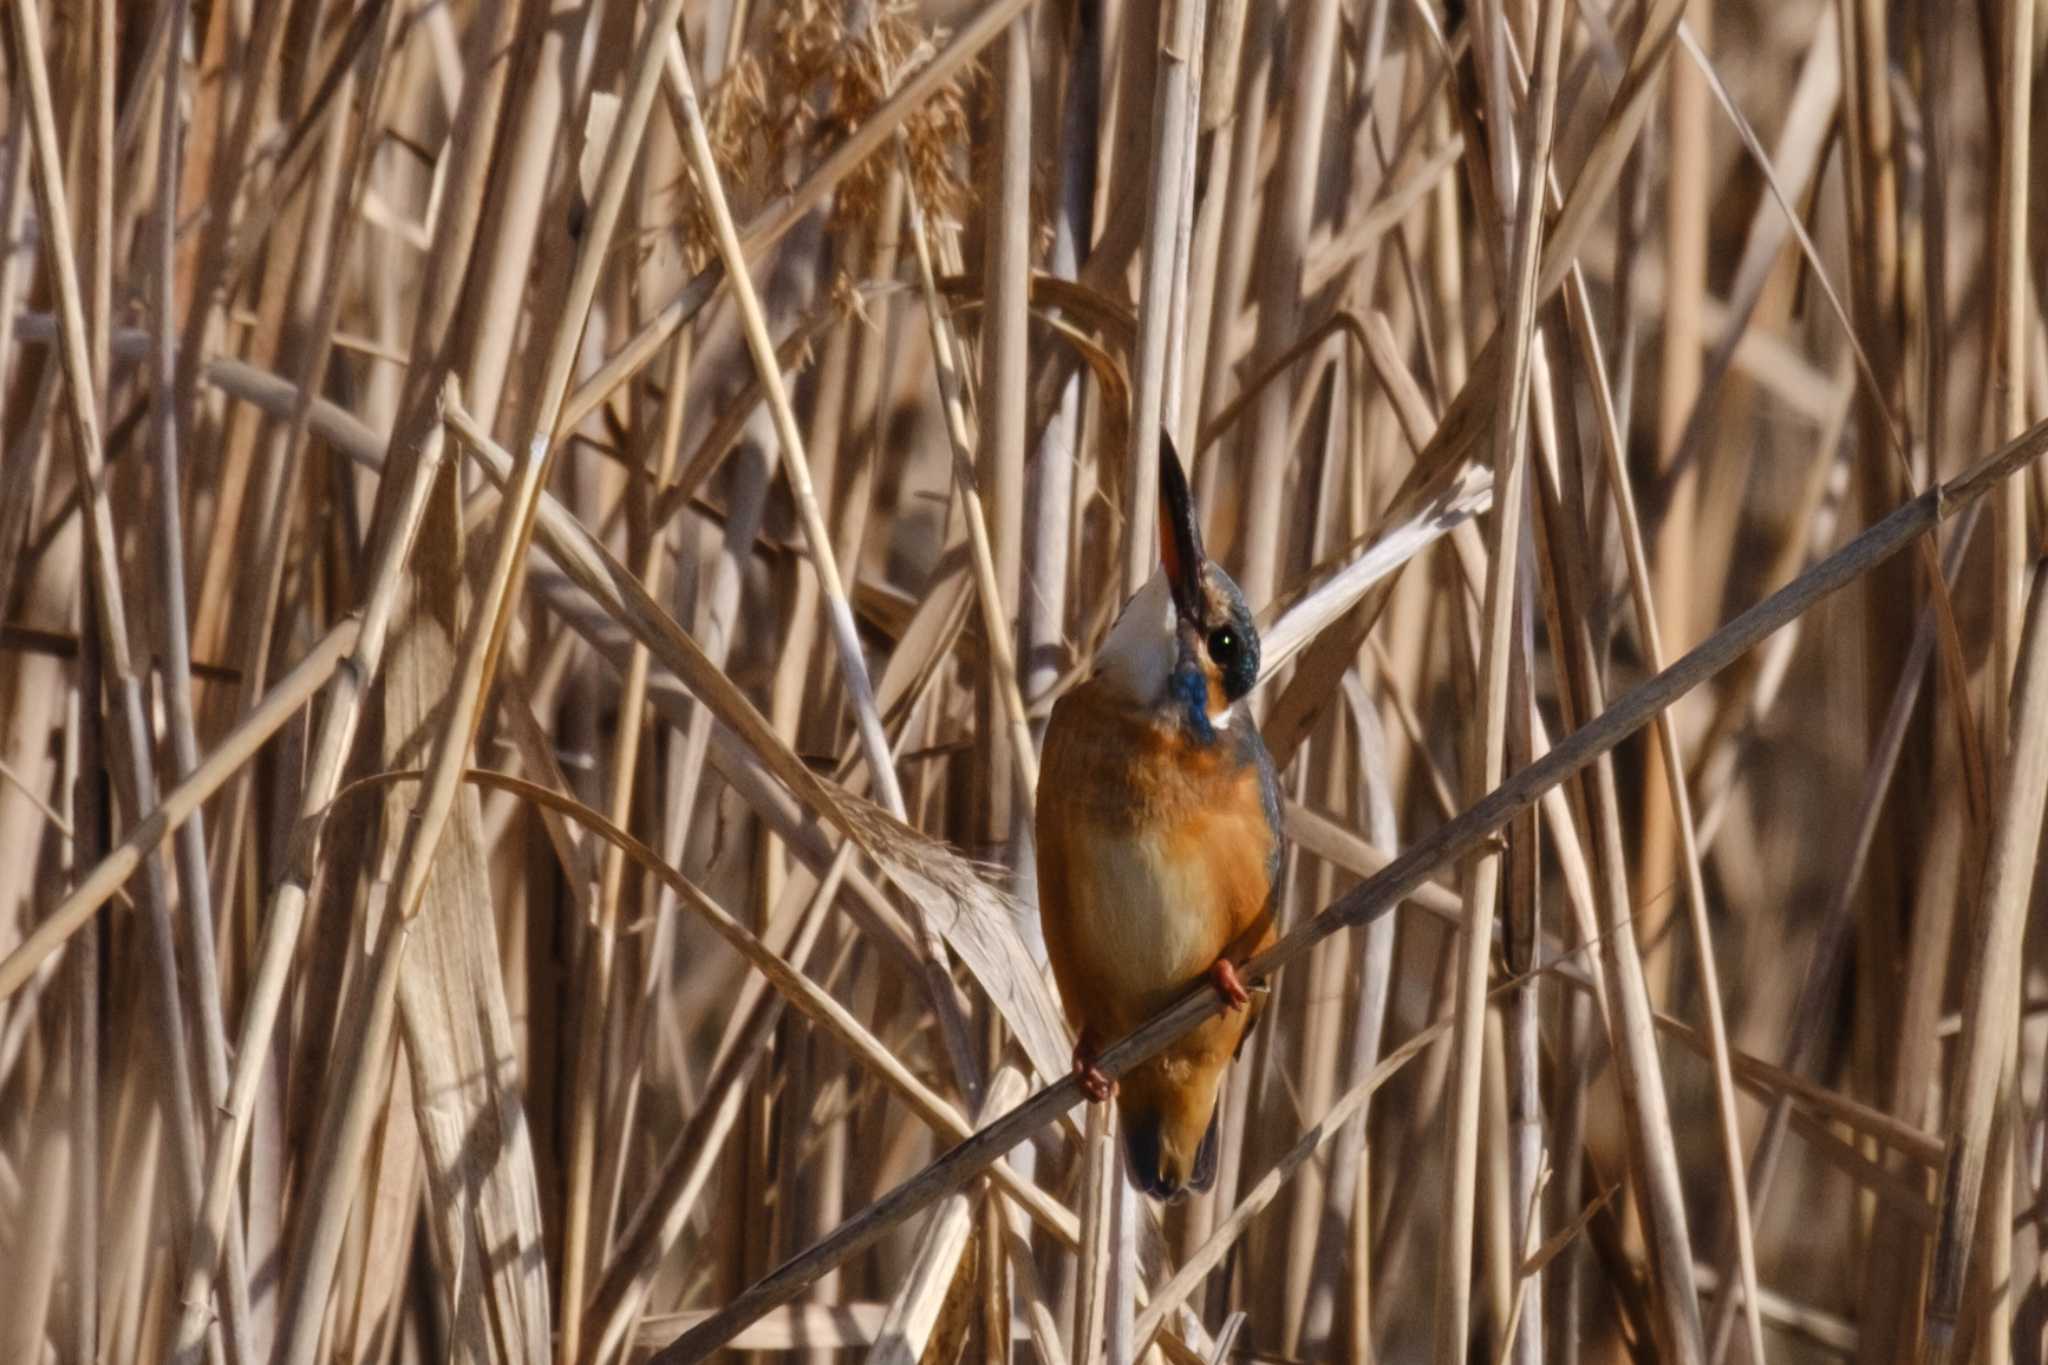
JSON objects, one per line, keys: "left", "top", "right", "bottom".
{"left": 1072, "top": 1029, "right": 1116, "bottom": 1103}
{"left": 1208, "top": 957, "right": 1251, "bottom": 1011}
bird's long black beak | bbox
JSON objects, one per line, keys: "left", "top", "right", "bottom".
{"left": 1157, "top": 432, "right": 1207, "bottom": 624}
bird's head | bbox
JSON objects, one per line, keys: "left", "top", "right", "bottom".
{"left": 1095, "top": 434, "right": 1261, "bottom": 742}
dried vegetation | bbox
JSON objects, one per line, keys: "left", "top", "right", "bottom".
{"left": 2, "top": 1, "right": 2047, "bottom": 1363}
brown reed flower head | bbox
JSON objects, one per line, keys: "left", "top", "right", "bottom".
{"left": 681, "top": 0, "right": 981, "bottom": 268}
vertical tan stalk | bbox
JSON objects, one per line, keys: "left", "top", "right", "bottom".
{"left": 4, "top": 1, "right": 249, "bottom": 1357}
{"left": 64, "top": 606, "right": 99, "bottom": 1365}
{"left": 72, "top": 5, "right": 113, "bottom": 1359}
{"left": 1639, "top": 0, "right": 1710, "bottom": 974}
{"left": 1234, "top": 0, "right": 1342, "bottom": 613}
{"left": 979, "top": 13, "right": 1031, "bottom": 848}
{"left": 266, "top": 0, "right": 533, "bottom": 1353}
{"left": 1926, "top": 2, "right": 2039, "bottom": 1358}
{"left": 1191, "top": 3, "right": 1270, "bottom": 481}
{"left": 1975, "top": 7, "right": 2036, "bottom": 1355}
{"left": 558, "top": 147, "right": 696, "bottom": 1365}
{"left": 901, "top": 190, "right": 1041, "bottom": 807}
{"left": 1073, "top": 1102, "right": 1115, "bottom": 1365}
{"left": 1924, "top": 560, "right": 2048, "bottom": 1358}
{"left": 1122, "top": 0, "right": 1203, "bottom": 594}
{"left": 1434, "top": 2, "right": 1561, "bottom": 1359}
{"left": 172, "top": 418, "right": 449, "bottom": 1361}
{"left": 662, "top": 31, "right": 907, "bottom": 821}
{"left": 1561, "top": 263, "right": 1769, "bottom": 1363}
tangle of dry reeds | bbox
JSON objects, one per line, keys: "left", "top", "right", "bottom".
{"left": 2, "top": 2, "right": 2046, "bottom": 1363}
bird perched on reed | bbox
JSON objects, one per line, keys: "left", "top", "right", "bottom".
{"left": 1035, "top": 435, "right": 1283, "bottom": 1200}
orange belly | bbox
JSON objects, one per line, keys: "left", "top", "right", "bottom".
{"left": 1034, "top": 677, "right": 1280, "bottom": 1197}
{"left": 1034, "top": 679, "right": 1279, "bottom": 1045}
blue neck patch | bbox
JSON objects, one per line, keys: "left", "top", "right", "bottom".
{"left": 1172, "top": 667, "right": 1215, "bottom": 744}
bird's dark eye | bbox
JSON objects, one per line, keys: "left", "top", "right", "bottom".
{"left": 1207, "top": 628, "right": 1237, "bottom": 666}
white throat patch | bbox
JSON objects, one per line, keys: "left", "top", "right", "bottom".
{"left": 1094, "top": 568, "right": 1238, "bottom": 735}
{"left": 1094, "top": 568, "right": 1176, "bottom": 706}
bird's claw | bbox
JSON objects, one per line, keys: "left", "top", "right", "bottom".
{"left": 1208, "top": 958, "right": 1252, "bottom": 1012}
{"left": 1072, "top": 1031, "right": 1116, "bottom": 1103}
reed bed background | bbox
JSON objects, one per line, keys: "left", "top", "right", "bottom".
{"left": 3, "top": 0, "right": 2047, "bottom": 1361}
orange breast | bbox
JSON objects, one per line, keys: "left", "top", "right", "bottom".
{"left": 1034, "top": 680, "right": 1279, "bottom": 1041}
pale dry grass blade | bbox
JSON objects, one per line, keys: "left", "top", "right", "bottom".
{"left": 389, "top": 723, "right": 550, "bottom": 1362}
{"left": 1256, "top": 459, "right": 1494, "bottom": 688}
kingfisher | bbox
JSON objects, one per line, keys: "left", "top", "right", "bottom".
{"left": 1035, "top": 434, "right": 1283, "bottom": 1201}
